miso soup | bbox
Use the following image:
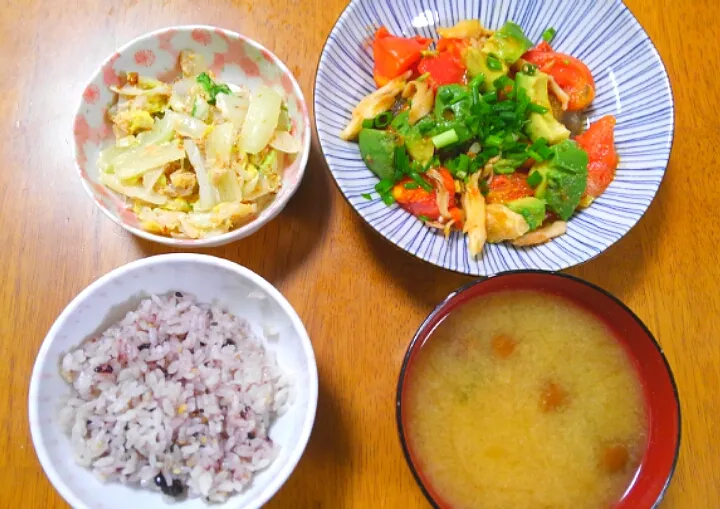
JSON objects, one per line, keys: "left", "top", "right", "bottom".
{"left": 403, "top": 291, "right": 647, "bottom": 509}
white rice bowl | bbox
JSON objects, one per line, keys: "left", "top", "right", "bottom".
{"left": 29, "top": 254, "right": 318, "bottom": 509}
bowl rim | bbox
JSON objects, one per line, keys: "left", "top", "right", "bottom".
{"left": 312, "top": 0, "right": 676, "bottom": 277}
{"left": 73, "top": 25, "right": 312, "bottom": 248}
{"left": 28, "top": 253, "right": 319, "bottom": 509}
{"left": 395, "top": 270, "right": 681, "bottom": 509}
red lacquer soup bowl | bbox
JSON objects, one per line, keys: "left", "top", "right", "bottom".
{"left": 396, "top": 271, "right": 681, "bottom": 509}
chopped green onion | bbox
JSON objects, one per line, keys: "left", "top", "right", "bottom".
{"left": 362, "top": 118, "right": 375, "bottom": 129}
{"left": 480, "top": 179, "right": 490, "bottom": 195}
{"left": 536, "top": 145, "right": 553, "bottom": 160}
{"left": 493, "top": 75, "right": 514, "bottom": 91}
{"left": 507, "top": 152, "right": 529, "bottom": 161}
{"left": 472, "top": 100, "right": 491, "bottom": 116}
{"left": 542, "top": 27, "right": 557, "bottom": 43}
{"left": 515, "top": 89, "right": 530, "bottom": 116}
{"left": 485, "top": 134, "right": 503, "bottom": 147}
{"left": 499, "top": 111, "right": 517, "bottom": 121}
{"left": 381, "top": 193, "right": 396, "bottom": 205}
{"left": 470, "top": 74, "right": 485, "bottom": 105}
{"left": 451, "top": 153, "right": 470, "bottom": 176}
{"left": 361, "top": 193, "right": 373, "bottom": 200}
{"left": 493, "top": 101, "right": 516, "bottom": 112}
{"left": 418, "top": 215, "right": 430, "bottom": 222}
{"left": 483, "top": 146, "right": 500, "bottom": 158}
{"left": 469, "top": 157, "right": 485, "bottom": 174}
{"left": 404, "top": 182, "right": 419, "bottom": 190}
{"left": 438, "top": 87, "right": 455, "bottom": 103}
{"left": 374, "top": 112, "right": 393, "bottom": 129}
{"left": 486, "top": 54, "right": 503, "bottom": 71}
{"left": 416, "top": 116, "right": 436, "bottom": 134}
{"left": 456, "top": 170, "right": 468, "bottom": 180}
{"left": 394, "top": 145, "right": 411, "bottom": 174}
{"left": 375, "top": 179, "right": 394, "bottom": 194}
{"left": 522, "top": 63, "right": 538, "bottom": 75}
{"left": 528, "top": 103, "right": 549, "bottom": 114}
{"left": 527, "top": 149, "right": 544, "bottom": 162}
{"left": 448, "top": 90, "right": 470, "bottom": 105}
{"left": 515, "top": 86, "right": 529, "bottom": 102}
{"left": 494, "top": 161, "right": 517, "bottom": 174}
{"left": 529, "top": 137, "right": 549, "bottom": 151}
{"left": 431, "top": 129, "right": 459, "bottom": 149}
{"left": 527, "top": 171, "right": 543, "bottom": 188}
{"left": 482, "top": 91, "right": 498, "bottom": 103}
{"left": 469, "top": 74, "right": 486, "bottom": 89}
{"left": 409, "top": 171, "right": 433, "bottom": 192}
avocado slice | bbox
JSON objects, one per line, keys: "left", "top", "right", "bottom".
{"left": 465, "top": 47, "right": 508, "bottom": 92}
{"left": 515, "top": 71, "right": 571, "bottom": 144}
{"left": 531, "top": 165, "right": 549, "bottom": 199}
{"left": 406, "top": 132, "right": 434, "bottom": 165}
{"left": 484, "top": 22, "right": 534, "bottom": 63}
{"left": 464, "top": 22, "right": 531, "bottom": 92}
{"left": 506, "top": 197, "right": 546, "bottom": 230}
{"left": 358, "top": 128, "right": 396, "bottom": 181}
{"left": 388, "top": 111, "right": 434, "bottom": 165}
{"left": 532, "top": 140, "right": 588, "bottom": 220}
{"left": 390, "top": 110, "right": 410, "bottom": 133}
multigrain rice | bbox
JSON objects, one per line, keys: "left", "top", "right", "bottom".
{"left": 58, "top": 293, "right": 291, "bottom": 503}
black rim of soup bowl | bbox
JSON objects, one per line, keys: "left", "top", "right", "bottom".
{"left": 395, "top": 271, "right": 681, "bottom": 509}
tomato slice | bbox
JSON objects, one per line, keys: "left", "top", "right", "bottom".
{"left": 417, "top": 50, "right": 467, "bottom": 89}
{"left": 486, "top": 173, "right": 534, "bottom": 204}
{"left": 574, "top": 115, "right": 619, "bottom": 198}
{"left": 437, "top": 38, "right": 470, "bottom": 58}
{"left": 392, "top": 168, "right": 461, "bottom": 222}
{"left": 531, "top": 41, "right": 554, "bottom": 53}
{"left": 373, "top": 27, "right": 432, "bottom": 87}
{"left": 523, "top": 42, "right": 595, "bottom": 111}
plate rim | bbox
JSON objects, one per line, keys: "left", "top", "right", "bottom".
{"left": 312, "top": 0, "right": 675, "bottom": 277}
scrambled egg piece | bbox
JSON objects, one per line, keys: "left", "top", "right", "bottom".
{"left": 116, "top": 110, "right": 154, "bottom": 136}
{"left": 168, "top": 169, "right": 197, "bottom": 197}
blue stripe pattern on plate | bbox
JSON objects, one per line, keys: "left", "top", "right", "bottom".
{"left": 314, "top": 0, "right": 673, "bottom": 276}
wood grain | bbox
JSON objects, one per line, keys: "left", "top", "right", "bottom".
{"left": 1, "top": 0, "right": 718, "bottom": 507}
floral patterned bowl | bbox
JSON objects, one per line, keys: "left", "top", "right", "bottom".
{"left": 73, "top": 26, "right": 311, "bottom": 247}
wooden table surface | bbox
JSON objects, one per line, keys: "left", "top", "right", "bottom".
{"left": 2, "top": 0, "right": 719, "bottom": 507}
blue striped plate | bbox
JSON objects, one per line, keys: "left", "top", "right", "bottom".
{"left": 314, "top": 0, "right": 673, "bottom": 276}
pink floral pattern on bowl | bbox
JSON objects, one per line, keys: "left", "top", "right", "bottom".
{"left": 73, "top": 26, "right": 311, "bottom": 247}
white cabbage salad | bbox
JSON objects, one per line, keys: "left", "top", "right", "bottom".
{"left": 98, "top": 51, "right": 301, "bottom": 239}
